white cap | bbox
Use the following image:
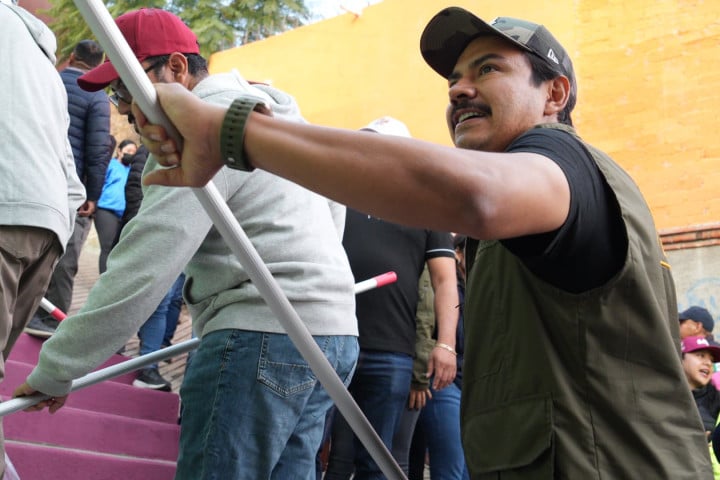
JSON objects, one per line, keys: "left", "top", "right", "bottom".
{"left": 361, "top": 116, "right": 412, "bottom": 138}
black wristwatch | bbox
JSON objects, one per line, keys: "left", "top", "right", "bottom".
{"left": 220, "top": 97, "right": 269, "bottom": 171}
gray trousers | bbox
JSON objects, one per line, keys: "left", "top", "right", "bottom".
{"left": 0, "top": 225, "right": 62, "bottom": 475}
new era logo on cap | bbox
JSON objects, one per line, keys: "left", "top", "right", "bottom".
{"left": 547, "top": 48, "right": 559, "bottom": 65}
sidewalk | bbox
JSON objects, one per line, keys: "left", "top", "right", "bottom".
{"left": 70, "top": 227, "right": 193, "bottom": 393}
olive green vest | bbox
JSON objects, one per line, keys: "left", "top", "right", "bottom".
{"left": 462, "top": 124, "right": 712, "bottom": 479}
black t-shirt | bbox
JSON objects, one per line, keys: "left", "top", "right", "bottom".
{"left": 343, "top": 208, "right": 455, "bottom": 355}
{"left": 500, "top": 128, "right": 627, "bottom": 293}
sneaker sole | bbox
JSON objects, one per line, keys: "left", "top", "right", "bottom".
{"left": 23, "top": 328, "right": 54, "bottom": 339}
{"left": 132, "top": 379, "right": 172, "bottom": 392}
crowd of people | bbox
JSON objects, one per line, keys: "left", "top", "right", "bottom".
{"left": 3, "top": 2, "right": 720, "bottom": 480}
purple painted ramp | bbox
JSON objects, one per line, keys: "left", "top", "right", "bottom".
{"left": 6, "top": 334, "right": 43, "bottom": 365}
{"left": 5, "top": 406, "right": 179, "bottom": 461}
{"left": 2, "top": 360, "right": 180, "bottom": 424}
{"left": 5, "top": 441, "right": 176, "bottom": 480}
{"left": 7, "top": 333, "right": 137, "bottom": 385}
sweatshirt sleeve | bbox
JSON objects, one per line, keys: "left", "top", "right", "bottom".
{"left": 26, "top": 160, "right": 219, "bottom": 396}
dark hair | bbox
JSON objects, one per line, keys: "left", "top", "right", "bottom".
{"left": 144, "top": 54, "right": 209, "bottom": 77}
{"left": 525, "top": 52, "right": 576, "bottom": 126}
{"left": 73, "top": 40, "right": 104, "bottom": 67}
{"left": 118, "top": 139, "right": 136, "bottom": 151}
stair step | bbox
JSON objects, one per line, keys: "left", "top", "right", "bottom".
{"left": 4, "top": 405, "right": 179, "bottom": 461}
{"left": 2, "top": 360, "right": 180, "bottom": 424}
{"left": 5, "top": 440, "right": 176, "bottom": 480}
{"left": 8, "top": 333, "right": 137, "bottom": 385}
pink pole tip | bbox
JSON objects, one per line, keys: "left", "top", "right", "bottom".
{"left": 40, "top": 298, "right": 67, "bottom": 322}
{"left": 374, "top": 271, "right": 397, "bottom": 287}
{"left": 50, "top": 308, "right": 67, "bottom": 321}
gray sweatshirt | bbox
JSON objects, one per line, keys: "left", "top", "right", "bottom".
{"left": 0, "top": 3, "right": 86, "bottom": 249}
{"left": 27, "top": 72, "right": 357, "bottom": 396}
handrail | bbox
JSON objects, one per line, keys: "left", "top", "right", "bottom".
{"left": 0, "top": 338, "right": 200, "bottom": 417}
{"left": 2, "top": 272, "right": 397, "bottom": 418}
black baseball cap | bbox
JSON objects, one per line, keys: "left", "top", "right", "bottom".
{"left": 680, "top": 306, "right": 715, "bottom": 332}
{"left": 420, "top": 7, "right": 576, "bottom": 92}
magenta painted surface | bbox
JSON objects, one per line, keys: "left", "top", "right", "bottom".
{"left": 3, "top": 333, "right": 180, "bottom": 479}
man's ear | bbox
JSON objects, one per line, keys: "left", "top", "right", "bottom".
{"left": 544, "top": 75, "right": 571, "bottom": 118}
{"left": 167, "top": 52, "right": 189, "bottom": 80}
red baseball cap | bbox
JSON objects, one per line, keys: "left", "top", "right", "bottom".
{"left": 681, "top": 335, "right": 720, "bottom": 362}
{"left": 78, "top": 8, "right": 199, "bottom": 92}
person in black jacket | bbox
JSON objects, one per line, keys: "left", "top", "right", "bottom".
{"left": 114, "top": 144, "right": 148, "bottom": 242}
{"left": 25, "top": 39, "right": 111, "bottom": 338}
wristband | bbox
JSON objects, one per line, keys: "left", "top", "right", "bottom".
{"left": 434, "top": 342, "right": 457, "bottom": 356}
{"left": 220, "top": 97, "right": 267, "bottom": 171}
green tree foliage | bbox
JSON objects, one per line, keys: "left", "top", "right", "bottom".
{"left": 46, "top": 0, "right": 309, "bottom": 62}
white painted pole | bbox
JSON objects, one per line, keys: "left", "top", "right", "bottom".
{"left": 354, "top": 271, "right": 397, "bottom": 295}
{"left": 39, "top": 297, "right": 67, "bottom": 321}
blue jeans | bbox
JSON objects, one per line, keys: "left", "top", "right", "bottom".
{"left": 176, "top": 330, "right": 358, "bottom": 480}
{"left": 419, "top": 382, "right": 468, "bottom": 480}
{"left": 326, "top": 350, "right": 413, "bottom": 480}
{"left": 392, "top": 403, "right": 421, "bottom": 476}
{"left": 138, "top": 274, "right": 185, "bottom": 367}
{"left": 163, "top": 273, "right": 185, "bottom": 346}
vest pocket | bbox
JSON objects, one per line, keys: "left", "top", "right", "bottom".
{"left": 463, "top": 394, "right": 553, "bottom": 478}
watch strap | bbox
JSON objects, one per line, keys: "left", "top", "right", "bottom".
{"left": 220, "top": 97, "right": 261, "bottom": 171}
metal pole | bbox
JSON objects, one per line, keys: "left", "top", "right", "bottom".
{"left": 0, "top": 339, "right": 200, "bottom": 416}
{"left": 39, "top": 297, "right": 67, "bottom": 321}
{"left": 66, "top": 3, "right": 406, "bottom": 478}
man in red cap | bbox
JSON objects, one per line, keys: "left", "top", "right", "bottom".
{"left": 127, "top": 5, "right": 711, "bottom": 479}
{"left": 14, "top": 8, "right": 359, "bottom": 480}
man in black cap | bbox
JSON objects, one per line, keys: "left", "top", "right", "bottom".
{"left": 680, "top": 305, "right": 716, "bottom": 339}
{"left": 131, "top": 6, "right": 711, "bottom": 479}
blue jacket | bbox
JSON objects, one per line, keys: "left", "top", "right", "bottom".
{"left": 60, "top": 67, "right": 111, "bottom": 202}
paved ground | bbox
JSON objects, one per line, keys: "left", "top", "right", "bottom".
{"left": 71, "top": 227, "right": 193, "bottom": 393}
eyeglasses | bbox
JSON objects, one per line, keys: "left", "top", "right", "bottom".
{"left": 108, "top": 59, "right": 166, "bottom": 107}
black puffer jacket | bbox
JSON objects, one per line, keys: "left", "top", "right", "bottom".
{"left": 692, "top": 383, "right": 720, "bottom": 435}
{"left": 60, "top": 67, "right": 111, "bottom": 201}
{"left": 112, "top": 145, "right": 148, "bottom": 247}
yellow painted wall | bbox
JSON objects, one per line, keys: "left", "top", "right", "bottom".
{"left": 210, "top": 0, "right": 720, "bottom": 231}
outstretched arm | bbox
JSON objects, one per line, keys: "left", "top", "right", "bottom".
{"left": 135, "top": 83, "right": 570, "bottom": 240}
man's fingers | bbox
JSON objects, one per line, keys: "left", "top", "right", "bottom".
{"left": 48, "top": 396, "right": 67, "bottom": 414}
{"left": 143, "top": 167, "right": 180, "bottom": 187}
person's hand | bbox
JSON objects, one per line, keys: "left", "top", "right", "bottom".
{"left": 13, "top": 382, "right": 68, "bottom": 414}
{"left": 408, "top": 388, "right": 432, "bottom": 410}
{"left": 77, "top": 200, "right": 96, "bottom": 217}
{"left": 132, "top": 83, "right": 227, "bottom": 188}
{"left": 427, "top": 345, "right": 457, "bottom": 390}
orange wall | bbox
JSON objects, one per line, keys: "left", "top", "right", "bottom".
{"left": 210, "top": 0, "right": 720, "bottom": 231}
